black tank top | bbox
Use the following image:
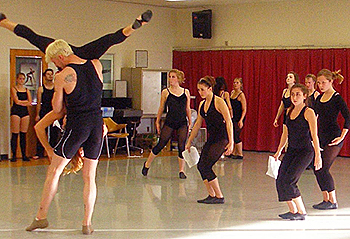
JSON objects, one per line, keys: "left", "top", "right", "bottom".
{"left": 307, "top": 90, "right": 317, "bottom": 109}
{"left": 282, "top": 90, "right": 291, "bottom": 108}
{"left": 230, "top": 92, "right": 243, "bottom": 122}
{"left": 285, "top": 106, "right": 312, "bottom": 150}
{"left": 40, "top": 84, "right": 54, "bottom": 117}
{"left": 12, "top": 88, "right": 28, "bottom": 108}
{"left": 200, "top": 95, "right": 228, "bottom": 142}
{"left": 165, "top": 88, "right": 187, "bottom": 123}
{"left": 65, "top": 60, "right": 102, "bottom": 126}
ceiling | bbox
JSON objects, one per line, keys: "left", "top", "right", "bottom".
{"left": 107, "top": 0, "right": 289, "bottom": 9}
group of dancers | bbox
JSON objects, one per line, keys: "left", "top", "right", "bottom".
{"left": 1, "top": 8, "right": 350, "bottom": 235}
{"left": 273, "top": 71, "right": 350, "bottom": 220}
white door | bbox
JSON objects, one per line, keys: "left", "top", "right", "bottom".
{"left": 142, "top": 71, "right": 162, "bottom": 114}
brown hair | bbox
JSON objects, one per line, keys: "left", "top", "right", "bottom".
{"left": 317, "top": 69, "right": 344, "bottom": 84}
{"left": 287, "top": 83, "right": 308, "bottom": 116}
{"left": 288, "top": 71, "right": 300, "bottom": 84}
{"left": 168, "top": 69, "right": 185, "bottom": 84}
{"left": 198, "top": 75, "right": 215, "bottom": 88}
{"left": 305, "top": 74, "right": 316, "bottom": 82}
{"left": 16, "top": 72, "right": 25, "bottom": 79}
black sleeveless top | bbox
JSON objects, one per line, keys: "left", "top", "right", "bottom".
{"left": 200, "top": 95, "right": 228, "bottom": 143}
{"left": 39, "top": 84, "right": 54, "bottom": 117}
{"left": 230, "top": 92, "right": 243, "bottom": 122}
{"left": 11, "top": 88, "right": 29, "bottom": 113}
{"left": 165, "top": 88, "right": 187, "bottom": 125}
{"left": 282, "top": 90, "right": 291, "bottom": 108}
{"left": 307, "top": 91, "right": 317, "bottom": 109}
{"left": 285, "top": 106, "right": 313, "bottom": 150}
{"left": 65, "top": 60, "right": 103, "bottom": 127}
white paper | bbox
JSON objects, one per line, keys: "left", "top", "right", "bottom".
{"left": 266, "top": 156, "right": 281, "bottom": 179}
{"left": 182, "top": 146, "right": 200, "bottom": 168}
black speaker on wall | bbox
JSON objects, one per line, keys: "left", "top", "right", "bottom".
{"left": 192, "top": 9, "right": 212, "bottom": 39}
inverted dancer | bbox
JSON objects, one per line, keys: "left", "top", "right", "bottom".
{"left": 274, "top": 84, "right": 322, "bottom": 220}
{"left": 0, "top": 10, "right": 152, "bottom": 60}
{"left": 186, "top": 76, "right": 233, "bottom": 204}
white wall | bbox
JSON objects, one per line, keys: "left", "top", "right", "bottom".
{"left": 174, "top": 0, "right": 350, "bottom": 50}
{"left": 0, "top": 0, "right": 175, "bottom": 155}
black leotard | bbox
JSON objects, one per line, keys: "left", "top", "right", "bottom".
{"left": 10, "top": 88, "right": 29, "bottom": 118}
{"left": 230, "top": 92, "right": 243, "bottom": 122}
{"left": 200, "top": 95, "right": 228, "bottom": 142}
{"left": 164, "top": 88, "right": 187, "bottom": 130}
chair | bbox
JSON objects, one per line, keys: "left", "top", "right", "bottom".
{"left": 103, "top": 117, "right": 130, "bottom": 157}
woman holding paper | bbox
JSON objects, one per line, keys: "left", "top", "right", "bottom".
{"left": 273, "top": 84, "right": 322, "bottom": 220}
{"left": 186, "top": 76, "right": 233, "bottom": 204}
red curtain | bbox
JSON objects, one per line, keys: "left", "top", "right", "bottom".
{"left": 173, "top": 48, "right": 350, "bottom": 157}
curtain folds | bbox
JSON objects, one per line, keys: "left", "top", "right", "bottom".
{"left": 173, "top": 48, "right": 350, "bottom": 156}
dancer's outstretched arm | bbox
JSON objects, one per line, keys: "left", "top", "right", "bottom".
{"left": 0, "top": 10, "right": 152, "bottom": 59}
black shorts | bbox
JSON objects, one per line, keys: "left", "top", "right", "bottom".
{"left": 10, "top": 106, "right": 29, "bottom": 118}
{"left": 54, "top": 119, "right": 103, "bottom": 160}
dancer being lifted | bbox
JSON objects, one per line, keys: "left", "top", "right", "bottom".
{"left": 0, "top": 10, "right": 152, "bottom": 61}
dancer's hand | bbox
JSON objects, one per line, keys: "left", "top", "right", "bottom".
{"left": 273, "top": 120, "right": 279, "bottom": 127}
{"left": 185, "top": 142, "right": 191, "bottom": 152}
{"left": 156, "top": 121, "right": 161, "bottom": 135}
{"left": 273, "top": 152, "right": 281, "bottom": 161}
{"left": 238, "top": 120, "right": 244, "bottom": 129}
{"left": 224, "top": 142, "right": 234, "bottom": 155}
{"left": 328, "top": 137, "right": 343, "bottom": 146}
{"left": 46, "top": 148, "right": 54, "bottom": 163}
{"left": 314, "top": 154, "right": 322, "bottom": 171}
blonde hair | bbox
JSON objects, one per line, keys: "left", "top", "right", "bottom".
{"left": 317, "top": 69, "right": 344, "bottom": 84}
{"left": 63, "top": 149, "right": 83, "bottom": 175}
{"left": 169, "top": 69, "right": 185, "bottom": 84}
{"left": 45, "top": 39, "right": 73, "bottom": 63}
{"left": 234, "top": 77, "right": 243, "bottom": 90}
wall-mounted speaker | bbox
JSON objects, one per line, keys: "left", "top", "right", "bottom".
{"left": 192, "top": 9, "right": 212, "bottom": 39}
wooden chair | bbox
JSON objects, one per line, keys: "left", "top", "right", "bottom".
{"left": 103, "top": 117, "right": 130, "bottom": 157}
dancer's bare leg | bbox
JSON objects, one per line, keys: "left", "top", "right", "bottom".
{"left": 82, "top": 158, "right": 99, "bottom": 227}
{"left": 208, "top": 178, "right": 224, "bottom": 198}
{"left": 0, "top": 18, "right": 16, "bottom": 31}
{"left": 36, "top": 154, "right": 70, "bottom": 219}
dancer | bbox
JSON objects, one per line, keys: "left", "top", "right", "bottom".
{"left": 273, "top": 71, "right": 299, "bottom": 127}
{"left": 26, "top": 39, "right": 103, "bottom": 234}
{"left": 142, "top": 69, "right": 191, "bottom": 179}
{"left": 10, "top": 72, "right": 32, "bottom": 162}
{"left": 0, "top": 10, "right": 152, "bottom": 60}
{"left": 213, "top": 77, "right": 233, "bottom": 118}
{"left": 304, "top": 74, "right": 320, "bottom": 109}
{"left": 186, "top": 76, "right": 233, "bottom": 204}
{"left": 273, "top": 84, "right": 322, "bottom": 220}
{"left": 312, "top": 69, "right": 350, "bottom": 210}
{"left": 230, "top": 77, "right": 247, "bottom": 159}
{"left": 34, "top": 68, "right": 59, "bottom": 159}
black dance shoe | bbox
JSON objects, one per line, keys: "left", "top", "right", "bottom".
{"left": 313, "top": 201, "right": 338, "bottom": 210}
{"left": 142, "top": 162, "right": 149, "bottom": 176}
{"left": 179, "top": 172, "right": 187, "bottom": 179}
{"left": 0, "top": 13, "right": 6, "bottom": 22}
{"left": 289, "top": 213, "right": 306, "bottom": 220}
{"left": 22, "top": 156, "right": 30, "bottom": 162}
{"left": 132, "top": 10, "right": 153, "bottom": 29}
{"left": 197, "top": 195, "right": 215, "bottom": 203}
{"left": 278, "top": 211, "right": 296, "bottom": 219}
